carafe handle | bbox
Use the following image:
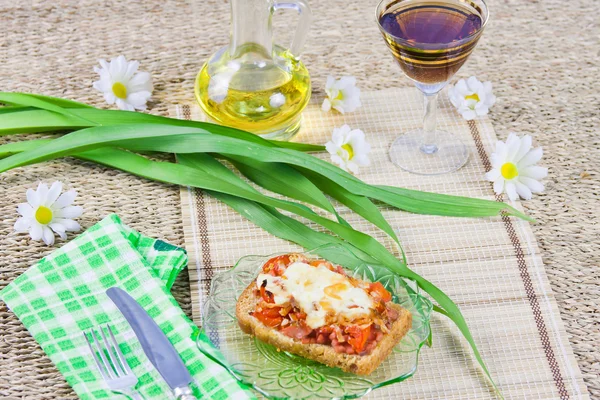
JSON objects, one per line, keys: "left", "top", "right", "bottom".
{"left": 272, "top": 0, "right": 312, "bottom": 57}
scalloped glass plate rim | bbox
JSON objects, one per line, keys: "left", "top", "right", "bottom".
{"left": 196, "top": 246, "right": 433, "bottom": 399}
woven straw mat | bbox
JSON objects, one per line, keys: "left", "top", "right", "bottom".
{"left": 175, "top": 89, "right": 588, "bottom": 400}
{"left": 0, "top": 0, "right": 598, "bottom": 399}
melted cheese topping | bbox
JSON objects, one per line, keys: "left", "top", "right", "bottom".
{"left": 256, "top": 261, "right": 373, "bottom": 328}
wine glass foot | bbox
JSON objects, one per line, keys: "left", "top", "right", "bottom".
{"left": 389, "top": 129, "right": 469, "bottom": 175}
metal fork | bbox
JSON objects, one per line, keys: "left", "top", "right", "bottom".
{"left": 84, "top": 324, "right": 144, "bottom": 400}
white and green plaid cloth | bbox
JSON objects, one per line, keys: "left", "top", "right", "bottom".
{"left": 0, "top": 214, "right": 255, "bottom": 400}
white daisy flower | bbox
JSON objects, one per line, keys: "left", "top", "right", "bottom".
{"left": 93, "top": 55, "right": 153, "bottom": 111}
{"left": 325, "top": 125, "right": 371, "bottom": 174}
{"left": 14, "top": 182, "right": 83, "bottom": 246}
{"left": 322, "top": 76, "right": 361, "bottom": 114}
{"left": 448, "top": 76, "right": 496, "bottom": 120}
{"left": 485, "top": 133, "right": 548, "bottom": 201}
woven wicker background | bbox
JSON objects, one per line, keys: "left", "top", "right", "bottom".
{"left": 0, "top": 0, "right": 598, "bottom": 399}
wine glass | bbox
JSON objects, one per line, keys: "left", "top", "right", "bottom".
{"left": 376, "top": 0, "right": 489, "bottom": 175}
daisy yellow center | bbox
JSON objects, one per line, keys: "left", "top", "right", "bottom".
{"left": 35, "top": 206, "right": 53, "bottom": 225}
{"left": 465, "top": 93, "right": 480, "bottom": 102}
{"left": 501, "top": 162, "right": 518, "bottom": 180}
{"left": 341, "top": 144, "right": 354, "bottom": 160}
{"left": 112, "top": 82, "right": 128, "bottom": 99}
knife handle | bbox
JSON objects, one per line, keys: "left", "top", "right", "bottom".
{"left": 174, "top": 386, "right": 197, "bottom": 400}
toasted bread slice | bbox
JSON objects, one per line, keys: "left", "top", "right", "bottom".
{"left": 236, "top": 282, "right": 412, "bottom": 375}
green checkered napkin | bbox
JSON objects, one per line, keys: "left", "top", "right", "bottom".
{"left": 0, "top": 214, "right": 255, "bottom": 400}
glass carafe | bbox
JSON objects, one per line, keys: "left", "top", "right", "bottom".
{"left": 195, "top": 0, "right": 312, "bottom": 140}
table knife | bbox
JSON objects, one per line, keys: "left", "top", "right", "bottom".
{"left": 106, "top": 287, "right": 198, "bottom": 400}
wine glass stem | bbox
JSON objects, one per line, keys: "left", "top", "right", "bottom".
{"left": 421, "top": 92, "right": 439, "bottom": 154}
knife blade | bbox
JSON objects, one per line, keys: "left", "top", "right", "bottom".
{"left": 106, "top": 287, "right": 197, "bottom": 400}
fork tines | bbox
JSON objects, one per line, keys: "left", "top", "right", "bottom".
{"left": 83, "top": 324, "right": 133, "bottom": 379}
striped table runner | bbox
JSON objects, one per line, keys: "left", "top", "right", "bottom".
{"left": 171, "top": 88, "right": 588, "bottom": 399}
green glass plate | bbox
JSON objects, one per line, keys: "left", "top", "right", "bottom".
{"left": 197, "top": 247, "right": 433, "bottom": 399}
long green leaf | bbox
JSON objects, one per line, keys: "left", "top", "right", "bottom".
{"left": 175, "top": 153, "right": 257, "bottom": 192}
{"left": 0, "top": 108, "right": 90, "bottom": 134}
{"left": 19, "top": 93, "right": 93, "bottom": 108}
{"left": 0, "top": 92, "right": 98, "bottom": 126}
{"left": 178, "top": 156, "right": 371, "bottom": 263}
{"left": 0, "top": 139, "right": 54, "bottom": 158}
{"left": 0, "top": 124, "right": 529, "bottom": 223}
{"left": 126, "top": 133, "right": 531, "bottom": 221}
{"left": 300, "top": 167, "right": 406, "bottom": 263}
{"left": 223, "top": 155, "right": 348, "bottom": 225}
{"left": 0, "top": 106, "right": 31, "bottom": 115}
{"left": 0, "top": 93, "right": 324, "bottom": 152}
{"left": 209, "top": 192, "right": 381, "bottom": 269}
{"left": 0, "top": 107, "right": 322, "bottom": 152}
{"left": 376, "top": 185, "right": 514, "bottom": 218}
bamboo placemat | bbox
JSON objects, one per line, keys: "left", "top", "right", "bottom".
{"left": 172, "top": 88, "right": 588, "bottom": 399}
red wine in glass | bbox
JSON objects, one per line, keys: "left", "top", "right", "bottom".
{"left": 377, "top": 0, "right": 488, "bottom": 175}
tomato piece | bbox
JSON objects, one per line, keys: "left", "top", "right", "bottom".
{"left": 259, "top": 284, "right": 274, "bottom": 303}
{"left": 263, "top": 255, "right": 292, "bottom": 276}
{"left": 369, "top": 282, "right": 392, "bottom": 302}
{"left": 346, "top": 325, "right": 372, "bottom": 353}
{"left": 260, "top": 306, "right": 283, "bottom": 317}
{"left": 254, "top": 314, "right": 282, "bottom": 327}
{"left": 295, "top": 311, "right": 307, "bottom": 320}
{"left": 253, "top": 306, "right": 283, "bottom": 327}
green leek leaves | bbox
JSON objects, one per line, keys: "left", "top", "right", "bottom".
{"left": 0, "top": 93, "right": 512, "bottom": 396}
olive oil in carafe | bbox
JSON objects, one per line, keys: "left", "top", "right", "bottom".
{"left": 195, "top": 46, "right": 311, "bottom": 138}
